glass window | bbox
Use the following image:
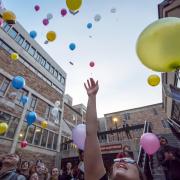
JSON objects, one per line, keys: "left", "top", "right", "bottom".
{"left": 44, "top": 105, "right": 51, "bottom": 120}
{"left": 19, "top": 123, "right": 28, "bottom": 141}
{"left": 15, "top": 34, "right": 24, "bottom": 45}
{"left": 53, "top": 134, "right": 58, "bottom": 150}
{"left": 50, "top": 66, "right": 54, "bottom": 74}
{"left": 22, "top": 41, "right": 30, "bottom": 51}
{"left": 40, "top": 57, "right": 46, "bottom": 66}
{"left": 0, "top": 78, "right": 10, "bottom": 96}
{"left": 47, "top": 131, "right": 54, "bottom": 149}
{"left": 61, "top": 77, "right": 65, "bottom": 85}
{"left": 1, "top": 42, "right": 11, "bottom": 54}
{"left": 58, "top": 74, "right": 61, "bottom": 81}
{"left": 34, "top": 127, "right": 42, "bottom": 145}
{"left": 28, "top": 46, "right": 36, "bottom": 56}
{"left": 2, "top": 22, "right": 11, "bottom": 32}
{"left": 33, "top": 51, "right": 38, "bottom": 59}
{"left": 8, "top": 28, "right": 18, "bottom": 39}
{"left": 16, "top": 89, "right": 28, "bottom": 106}
{"left": 29, "top": 95, "right": 37, "bottom": 111}
{"left": 26, "top": 125, "right": 35, "bottom": 144}
{"left": 41, "top": 129, "right": 48, "bottom": 147}
{"left": 45, "top": 62, "right": 50, "bottom": 71}
{"left": 0, "top": 112, "right": 12, "bottom": 136}
{"left": 6, "top": 117, "right": 19, "bottom": 138}
{"left": 54, "top": 70, "right": 58, "bottom": 77}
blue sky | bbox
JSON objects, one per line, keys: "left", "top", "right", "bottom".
{"left": 3, "top": 0, "right": 163, "bottom": 117}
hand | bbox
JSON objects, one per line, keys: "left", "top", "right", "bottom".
{"left": 168, "top": 152, "right": 175, "bottom": 160}
{"left": 84, "top": 78, "right": 99, "bottom": 96}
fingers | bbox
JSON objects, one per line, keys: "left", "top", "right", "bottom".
{"left": 87, "top": 79, "right": 91, "bottom": 88}
{"left": 84, "top": 83, "right": 88, "bottom": 90}
{"left": 90, "top": 78, "right": 96, "bottom": 87}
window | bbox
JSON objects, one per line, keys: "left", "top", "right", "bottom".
{"left": 2, "top": 22, "right": 11, "bottom": 32}
{"left": 44, "top": 105, "right": 51, "bottom": 120}
{"left": 1, "top": 42, "right": 12, "bottom": 54}
{"left": 28, "top": 46, "right": 36, "bottom": 56}
{"left": 16, "top": 89, "right": 28, "bottom": 106}
{"left": 45, "top": 62, "right": 50, "bottom": 71}
{"left": 0, "top": 112, "right": 11, "bottom": 136}
{"left": 29, "top": 95, "right": 37, "bottom": 111}
{"left": 53, "top": 134, "right": 58, "bottom": 150}
{"left": 0, "top": 78, "right": 10, "bottom": 96}
{"left": 33, "top": 52, "right": 38, "bottom": 59}
{"left": 124, "top": 113, "right": 130, "bottom": 120}
{"left": 153, "top": 108, "right": 158, "bottom": 115}
{"left": 58, "top": 73, "right": 61, "bottom": 81}
{"left": 26, "top": 125, "right": 35, "bottom": 143}
{"left": 6, "top": 117, "right": 19, "bottom": 138}
{"left": 161, "top": 120, "right": 169, "bottom": 128}
{"left": 19, "top": 123, "right": 28, "bottom": 141}
{"left": 8, "top": 28, "right": 18, "bottom": 39}
{"left": 35, "top": 52, "right": 40, "bottom": 61}
{"left": 34, "top": 127, "right": 42, "bottom": 145}
{"left": 61, "top": 77, "right": 65, "bottom": 85}
{"left": 22, "top": 41, "right": 30, "bottom": 51}
{"left": 50, "top": 66, "right": 54, "bottom": 74}
{"left": 47, "top": 131, "right": 54, "bottom": 149}
{"left": 15, "top": 34, "right": 24, "bottom": 45}
{"left": 41, "top": 129, "right": 48, "bottom": 147}
{"left": 54, "top": 70, "right": 58, "bottom": 77}
{"left": 40, "top": 57, "right": 46, "bottom": 66}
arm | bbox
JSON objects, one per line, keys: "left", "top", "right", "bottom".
{"left": 84, "top": 78, "right": 106, "bottom": 180}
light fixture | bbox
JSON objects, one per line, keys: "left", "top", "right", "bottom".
{"left": 19, "top": 133, "right": 23, "bottom": 137}
{"left": 113, "top": 117, "right": 118, "bottom": 123}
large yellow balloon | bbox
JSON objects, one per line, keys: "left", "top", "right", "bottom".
{"left": 46, "top": 31, "right": 56, "bottom": 42}
{"left": 10, "top": 53, "right": 19, "bottom": 61}
{"left": 2, "top": 10, "right": 16, "bottom": 24}
{"left": 147, "top": 75, "right": 160, "bottom": 86}
{"left": 136, "top": 17, "right": 180, "bottom": 72}
{"left": 41, "top": 120, "right": 48, "bottom": 129}
{"left": 66, "top": 0, "right": 82, "bottom": 12}
{"left": 0, "top": 122, "right": 8, "bottom": 134}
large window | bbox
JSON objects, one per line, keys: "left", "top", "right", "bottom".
{"left": 8, "top": 28, "right": 18, "bottom": 39}
{"left": 28, "top": 46, "right": 36, "bottom": 56}
{"left": 45, "top": 62, "right": 50, "bottom": 71}
{"left": 40, "top": 57, "right": 46, "bottom": 67}
{"left": 54, "top": 70, "right": 58, "bottom": 78}
{"left": 6, "top": 117, "right": 19, "bottom": 138}
{"left": 50, "top": 66, "right": 54, "bottom": 74}
{"left": 34, "top": 127, "right": 42, "bottom": 145}
{"left": 44, "top": 105, "right": 51, "bottom": 120}
{"left": 15, "top": 34, "right": 24, "bottom": 45}
{"left": 29, "top": 95, "right": 37, "bottom": 111}
{"left": 0, "top": 78, "right": 10, "bottom": 96}
{"left": 0, "top": 112, "right": 12, "bottom": 136}
{"left": 47, "top": 131, "right": 54, "bottom": 149}
{"left": 61, "top": 77, "right": 65, "bottom": 85}
{"left": 22, "top": 41, "right": 30, "bottom": 51}
{"left": 19, "top": 123, "right": 28, "bottom": 141}
{"left": 26, "top": 125, "right": 35, "bottom": 143}
{"left": 53, "top": 134, "right": 58, "bottom": 150}
{"left": 41, "top": 129, "right": 48, "bottom": 147}
{"left": 2, "top": 22, "right": 11, "bottom": 32}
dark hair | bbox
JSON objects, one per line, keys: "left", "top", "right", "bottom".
{"left": 21, "top": 161, "right": 30, "bottom": 168}
{"left": 36, "top": 159, "right": 43, "bottom": 165}
{"left": 51, "top": 167, "right": 58, "bottom": 175}
{"left": 159, "top": 136, "right": 168, "bottom": 143}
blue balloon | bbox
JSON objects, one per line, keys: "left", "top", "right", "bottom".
{"left": 20, "top": 96, "right": 28, "bottom": 106}
{"left": 87, "top": 23, "right": 92, "bottom": 29}
{"left": 29, "top": 31, "right": 37, "bottom": 39}
{"left": 12, "top": 76, "right": 25, "bottom": 90}
{"left": 69, "top": 43, "right": 76, "bottom": 51}
{"left": 26, "top": 112, "right": 37, "bottom": 125}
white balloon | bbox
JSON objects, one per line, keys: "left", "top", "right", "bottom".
{"left": 55, "top": 101, "right": 60, "bottom": 107}
{"left": 47, "top": 13, "right": 53, "bottom": 20}
{"left": 94, "top": 14, "right": 101, "bottom": 22}
{"left": 51, "top": 107, "right": 58, "bottom": 117}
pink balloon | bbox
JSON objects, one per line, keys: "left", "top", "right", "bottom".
{"left": 34, "top": 5, "right": 40, "bottom": 11}
{"left": 140, "top": 133, "right": 160, "bottom": 155}
{"left": 42, "top": 18, "right": 49, "bottom": 26}
{"left": 61, "top": 8, "right": 67, "bottom": 17}
{"left": 0, "top": 18, "right": 4, "bottom": 27}
{"left": 20, "top": 140, "right": 28, "bottom": 148}
{"left": 89, "top": 61, "right": 95, "bottom": 67}
{"left": 72, "top": 124, "right": 86, "bottom": 150}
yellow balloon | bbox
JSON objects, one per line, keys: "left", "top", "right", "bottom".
{"left": 147, "top": 75, "right": 160, "bottom": 86}
{"left": 2, "top": 10, "right": 16, "bottom": 24}
{"left": 46, "top": 31, "right": 56, "bottom": 42}
{"left": 66, "top": 0, "right": 82, "bottom": 12}
{"left": 41, "top": 120, "right": 48, "bottom": 129}
{"left": 10, "top": 53, "right": 19, "bottom": 61}
{"left": 0, "top": 122, "right": 8, "bottom": 134}
{"left": 136, "top": 17, "right": 180, "bottom": 72}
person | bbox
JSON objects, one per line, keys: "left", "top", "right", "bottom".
{"left": 0, "top": 153, "right": 26, "bottom": 180}
{"left": 35, "top": 161, "right": 48, "bottom": 180}
{"left": 77, "top": 150, "right": 84, "bottom": 180}
{"left": 20, "top": 161, "right": 29, "bottom": 178}
{"left": 29, "top": 172, "right": 39, "bottom": 180}
{"left": 60, "top": 162, "right": 73, "bottom": 180}
{"left": 84, "top": 78, "right": 146, "bottom": 180}
{"left": 157, "top": 136, "right": 180, "bottom": 180}
{"left": 123, "top": 120, "right": 132, "bottom": 139}
{"left": 50, "top": 167, "right": 59, "bottom": 180}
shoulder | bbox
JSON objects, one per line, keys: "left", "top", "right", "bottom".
{"left": 17, "top": 174, "right": 27, "bottom": 180}
{"left": 99, "top": 174, "right": 108, "bottom": 180}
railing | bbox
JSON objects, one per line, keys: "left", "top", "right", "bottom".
{"left": 137, "top": 121, "right": 153, "bottom": 180}
{"left": 167, "top": 117, "right": 180, "bottom": 139}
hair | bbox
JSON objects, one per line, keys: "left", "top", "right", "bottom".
{"left": 21, "top": 161, "right": 30, "bottom": 168}
{"left": 159, "top": 136, "right": 168, "bottom": 143}
{"left": 36, "top": 159, "right": 43, "bottom": 165}
{"left": 51, "top": 167, "right": 58, "bottom": 175}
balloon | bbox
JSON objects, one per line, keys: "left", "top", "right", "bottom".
{"left": 0, "top": 18, "right": 4, "bottom": 27}
{"left": 94, "top": 14, "right": 101, "bottom": 22}
{"left": 12, "top": 76, "right": 25, "bottom": 90}
{"left": 147, "top": 75, "right": 160, "bottom": 86}
{"left": 87, "top": 23, "right": 92, "bottom": 29}
{"left": 43, "top": 18, "right": 49, "bottom": 26}
{"left": 10, "top": 53, "right": 19, "bottom": 61}
{"left": 55, "top": 101, "right": 60, "bottom": 107}
{"left": 0, "top": 122, "right": 8, "bottom": 134}
{"left": 61, "top": 8, "right": 67, "bottom": 17}
{"left": 2, "top": 10, "right": 16, "bottom": 24}
{"left": 47, "top": 13, "right": 53, "bottom": 20}
{"left": 89, "top": 61, "right": 95, "bottom": 67}
{"left": 29, "top": 31, "right": 37, "bottom": 39}
{"left": 51, "top": 107, "right": 59, "bottom": 117}
{"left": 136, "top": 17, "right": 180, "bottom": 72}
{"left": 72, "top": 124, "right": 86, "bottom": 150}
{"left": 46, "top": 31, "right": 56, "bottom": 42}
{"left": 20, "top": 96, "right": 28, "bottom": 106}
{"left": 41, "top": 120, "right": 48, "bottom": 129}
{"left": 34, "top": 5, "right": 40, "bottom": 11}
{"left": 110, "top": 8, "right": 116, "bottom": 13}
{"left": 20, "top": 140, "right": 28, "bottom": 148}
{"left": 140, "top": 133, "right": 160, "bottom": 155}
{"left": 26, "top": 112, "right": 37, "bottom": 125}
{"left": 69, "top": 43, "right": 76, "bottom": 51}
{"left": 66, "top": 0, "right": 82, "bottom": 12}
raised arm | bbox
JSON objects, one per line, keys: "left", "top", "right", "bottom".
{"left": 84, "top": 78, "right": 106, "bottom": 180}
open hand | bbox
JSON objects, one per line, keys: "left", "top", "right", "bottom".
{"left": 84, "top": 78, "right": 99, "bottom": 96}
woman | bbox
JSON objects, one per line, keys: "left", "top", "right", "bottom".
{"left": 20, "top": 161, "right": 30, "bottom": 178}
{"left": 29, "top": 172, "right": 39, "bottom": 180}
{"left": 50, "top": 167, "right": 59, "bottom": 180}
{"left": 84, "top": 78, "right": 146, "bottom": 180}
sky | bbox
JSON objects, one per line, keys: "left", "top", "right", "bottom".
{"left": 3, "top": 0, "right": 163, "bottom": 117}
